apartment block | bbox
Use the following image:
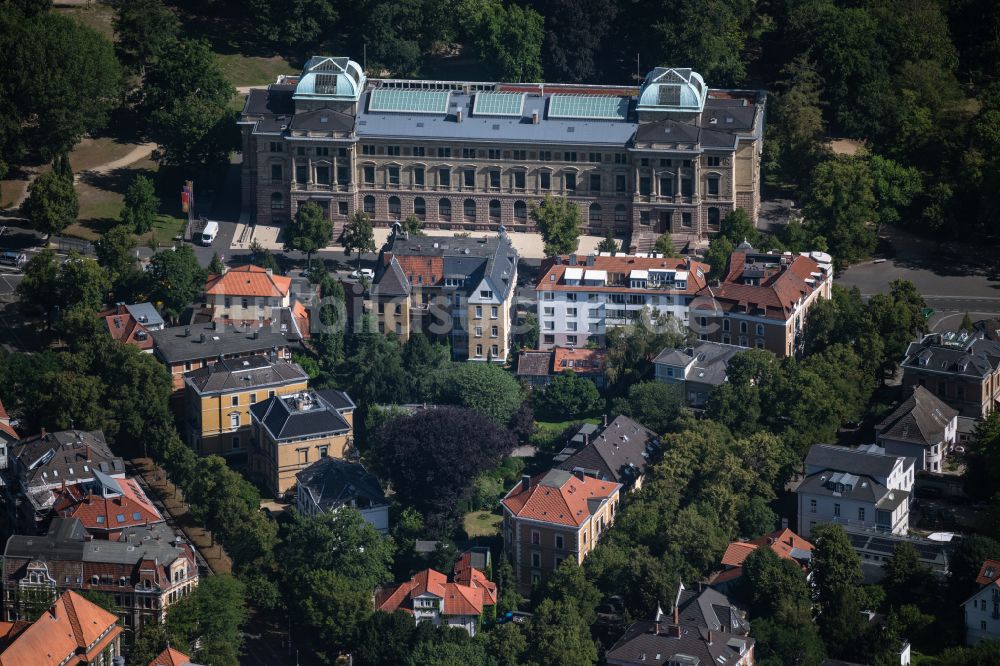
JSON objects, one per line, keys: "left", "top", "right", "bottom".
{"left": 371, "top": 230, "right": 518, "bottom": 361}
{"left": 239, "top": 57, "right": 765, "bottom": 250}
{"left": 534, "top": 253, "right": 709, "bottom": 349}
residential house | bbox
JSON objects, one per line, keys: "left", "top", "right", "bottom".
{"left": 2, "top": 517, "right": 198, "bottom": 637}
{"left": 553, "top": 415, "right": 660, "bottom": 490}
{"left": 252, "top": 389, "right": 355, "bottom": 497}
{"left": 374, "top": 567, "right": 497, "bottom": 637}
{"left": 294, "top": 457, "right": 388, "bottom": 534}
{"left": 534, "top": 254, "right": 709, "bottom": 349}
{"left": 456, "top": 547, "right": 492, "bottom": 578}
{"left": 184, "top": 356, "right": 309, "bottom": 459}
{"left": 371, "top": 230, "right": 518, "bottom": 362}
{"left": 99, "top": 302, "right": 164, "bottom": 352}
{"left": 0, "top": 398, "right": 18, "bottom": 472}
{"left": 149, "top": 646, "right": 204, "bottom": 666}
{"left": 796, "top": 444, "right": 915, "bottom": 539}
{"left": 151, "top": 323, "right": 296, "bottom": 393}
{"left": 654, "top": 340, "right": 749, "bottom": 406}
{"left": 51, "top": 470, "right": 163, "bottom": 540}
{"left": 962, "top": 559, "right": 1000, "bottom": 645}
{"left": 692, "top": 247, "right": 833, "bottom": 357}
{"left": 240, "top": 59, "right": 765, "bottom": 250}
{"left": 516, "top": 347, "right": 607, "bottom": 388}
{"left": 875, "top": 385, "right": 958, "bottom": 472}
{"left": 203, "top": 265, "right": 292, "bottom": 327}
{"left": 0, "top": 590, "right": 122, "bottom": 666}
{"left": 846, "top": 528, "right": 951, "bottom": 582}
{"left": 712, "top": 528, "right": 813, "bottom": 589}
{"left": 1, "top": 430, "right": 125, "bottom": 535}
{"left": 900, "top": 330, "right": 1000, "bottom": 419}
{"left": 501, "top": 469, "right": 621, "bottom": 594}
{"left": 606, "top": 584, "right": 754, "bottom": 666}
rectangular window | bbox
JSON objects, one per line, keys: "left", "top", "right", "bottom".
{"left": 514, "top": 171, "right": 525, "bottom": 189}
{"left": 362, "top": 144, "right": 375, "bottom": 156}
{"left": 858, "top": 507, "right": 866, "bottom": 521}
{"left": 337, "top": 165, "right": 350, "bottom": 184}
{"left": 231, "top": 396, "right": 239, "bottom": 407}
{"left": 565, "top": 173, "right": 576, "bottom": 191}
{"left": 229, "top": 413, "right": 239, "bottom": 429}
{"left": 490, "top": 170, "right": 501, "bottom": 189}
{"left": 491, "top": 306, "right": 499, "bottom": 318}
{"left": 615, "top": 174, "right": 626, "bottom": 192}
{"left": 513, "top": 150, "right": 526, "bottom": 160}
{"left": 488, "top": 148, "right": 501, "bottom": 159}
{"left": 539, "top": 150, "right": 552, "bottom": 161}
{"left": 315, "top": 166, "right": 331, "bottom": 185}
{"left": 614, "top": 153, "right": 627, "bottom": 164}
{"left": 414, "top": 167, "right": 425, "bottom": 186}
{"left": 269, "top": 142, "right": 283, "bottom": 153}
{"left": 363, "top": 166, "right": 375, "bottom": 184}
{"left": 682, "top": 178, "right": 693, "bottom": 196}
{"left": 439, "top": 168, "right": 451, "bottom": 187}
{"left": 438, "top": 147, "right": 452, "bottom": 157}
{"left": 588, "top": 152, "right": 601, "bottom": 163}
{"left": 475, "top": 344, "right": 483, "bottom": 357}
{"left": 834, "top": 503, "right": 841, "bottom": 517}
{"left": 660, "top": 177, "right": 673, "bottom": 195}
{"left": 316, "top": 147, "right": 330, "bottom": 157}
{"left": 682, "top": 212, "right": 692, "bottom": 227}
{"left": 639, "top": 176, "right": 651, "bottom": 195}
{"left": 540, "top": 172, "right": 551, "bottom": 190}
{"left": 463, "top": 148, "right": 475, "bottom": 159}
{"left": 386, "top": 145, "right": 401, "bottom": 156}
{"left": 475, "top": 306, "right": 483, "bottom": 318}
{"left": 338, "top": 201, "right": 348, "bottom": 216}
{"left": 810, "top": 499, "right": 817, "bottom": 513}
{"left": 413, "top": 146, "right": 425, "bottom": 157}
{"left": 707, "top": 176, "right": 720, "bottom": 195}
{"left": 464, "top": 169, "right": 475, "bottom": 187}
{"left": 565, "top": 151, "right": 577, "bottom": 162}
{"left": 531, "top": 552, "right": 541, "bottom": 567}
{"left": 296, "top": 165, "right": 307, "bottom": 183}
{"left": 270, "top": 164, "right": 282, "bottom": 182}
{"left": 388, "top": 166, "right": 400, "bottom": 185}
{"left": 707, "top": 156, "right": 722, "bottom": 167}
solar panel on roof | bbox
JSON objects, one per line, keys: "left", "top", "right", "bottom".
{"left": 548, "top": 94, "right": 629, "bottom": 120}
{"left": 473, "top": 92, "right": 524, "bottom": 117}
{"left": 369, "top": 89, "right": 451, "bottom": 114}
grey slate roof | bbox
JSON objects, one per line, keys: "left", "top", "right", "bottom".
{"left": 152, "top": 323, "right": 295, "bottom": 364}
{"left": 243, "top": 86, "right": 295, "bottom": 116}
{"left": 6, "top": 431, "right": 124, "bottom": 503}
{"left": 123, "top": 302, "right": 164, "bottom": 330}
{"left": 653, "top": 341, "right": 748, "bottom": 386}
{"left": 295, "top": 457, "right": 386, "bottom": 512}
{"left": 516, "top": 351, "right": 552, "bottom": 377}
{"left": 797, "top": 472, "right": 889, "bottom": 504}
{"left": 185, "top": 356, "right": 308, "bottom": 394}
{"left": 675, "top": 586, "right": 750, "bottom": 635}
{"left": 902, "top": 331, "right": 1000, "bottom": 378}
{"left": 4, "top": 517, "right": 187, "bottom": 567}
{"left": 250, "top": 390, "right": 353, "bottom": 442}
{"left": 288, "top": 107, "right": 355, "bottom": 132}
{"left": 804, "top": 444, "right": 907, "bottom": 480}
{"left": 876, "top": 385, "right": 957, "bottom": 447}
{"left": 606, "top": 621, "right": 753, "bottom": 666}
{"left": 555, "top": 415, "right": 659, "bottom": 485}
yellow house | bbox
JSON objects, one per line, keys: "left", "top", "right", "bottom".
{"left": 183, "top": 356, "right": 309, "bottom": 458}
{"left": 249, "top": 390, "right": 355, "bottom": 497}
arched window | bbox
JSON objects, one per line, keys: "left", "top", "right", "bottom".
{"left": 414, "top": 197, "right": 426, "bottom": 219}
{"left": 439, "top": 198, "right": 452, "bottom": 219}
{"left": 388, "top": 196, "right": 401, "bottom": 217}
{"left": 363, "top": 195, "right": 375, "bottom": 215}
{"left": 270, "top": 192, "right": 283, "bottom": 210}
{"left": 464, "top": 198, "right": 476, "bottom": 221}
{"left": 489, "top": 199, "right": 501, "bottom": 220}
{"left": 514, "top": 201, "right": 527, "bottom": 220}
{"left": 614, "top": 204, "right": 627, "bottom": 223}
{"left": 589, "top": 203, "right": 602, "bottom": 223}
{"left": 707, "top": 207, "right": 720, "bottom": 227}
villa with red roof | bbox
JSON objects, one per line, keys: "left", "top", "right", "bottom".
{"left": 0, "top": 590, "right": 122, "bottom": 666}
{"left": 52, "top": 471, "right": 163, "bottom": 540}
{"left": 712, "top": 528, "right": 813, "bottom": 589}
{"left": 148, "top": 646, "right": 203, "bottom": 666}
{"left": 693, "top": 245, "right": 833, "bottom": 357}
{"left": 203, "top": 265, "right": 293, "bottom": 327}
{"left": 373, "top": 566, "right": 497, "bottom": 636}
{"left": 501, "top": 469, "right": 621, "bottom": 593}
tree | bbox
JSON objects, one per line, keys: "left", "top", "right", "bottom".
{"left": 371, "top": 406, "right": 514, "bottom": 533}
{"left": 166, "top": 574, "right": 248, "bottom": 666}
{"left": 530, "top": 197, "right": 582, "bottom": 256}
{"left": 17, "top": 249, "right": 61, "bottom": 318}
{"left": 811, "top": 523, "right": 870, "bottom": 658}
{"left": 649, "top": 0, "right": 748, "bottom": 86}
{"left": 402, "top": 213, "right": 424, "bottom": 236}
{"left": 208, "top": 252, "right": 225, "bottom": 275}
{"left": 803, "top": 155, "right": 878, "bottom": 264}
{"left": 533, "top": 371, "right": 602, "bottom": 421}
{"left": 539, "top": 0, "right": 617, "bottom": 83}
{"left": 145, "top": 245, "right": 206, "bottom": 321}
{"left": 524, "top": 599, "right": 597, "bottom": 666}
{"left": 142, "top": 38, "right": 236, "bottom": 166}
{"left": 703, "top": 235, "right": 734, "bottom": 282}
{"left": 465, "top": 0, "right": 544, "bottom": 82}
{"left": 113, "top": 0, "right": 180, "bottom": 76}
{"left": 718, "top": 208, "right": 761, "bottom": 248}
{"left": 535, "top": 559, "right": 601, "bottom": 626}
{"left": 343, "top": 212, "right": 376, "bottom": 273}
{"left": 961, "top": 312, "right": 975, "bottom": 333}
{"left": 868, "top": 279, "right": 927, "bottom": 380}
{"left": 437, "top": 362, "right": 523, "bottom": 424}
{"left": 868, "top": 154, "right": 921, "bottom": 227}
{"left": 121, "top": 174, "right": 159, "bottom": 234}
{"left": 285, "top": 201, "right": 332, "bottom": 267}
{"left": 604, "top": 309, "right": 690, "bottom": 391}
{"left": 751, "top": 598, "right": 826, "bottom": 666}
{"left": 494, "top": 555, "right": 523, "bottom": 615}
{"left": 95, "top": 224, "right": 138, "bottom": 294}
{"left": 57, "top": 254, "right": 110, "bottom": 313}
{"left": 764, "top": 55, "right": 828, "bottom": 185}
{"left": 612, "top": 380, "right": 685, "bottom": 434}
{"left": 249, "top": 0, "right": 337, "bottom": 50}
{"left": 24, "top": 170, "right": 78, "bottom": 236}
{"left": 596, "top": 229, "right": 618, "bottom": 255}
{"left": 487, "top": 622, "right": 527, "bottom": 666}
{"left": 740, "top": 547, "right": 811, "bottom": 619}
{"left": 402, "top": 332, "right": 450, "bottom": 401}
{"left": 354, "top": 611, "right": 417, "bottom": 666}
{"left": 297, "top": 570, "right": 373, "bottom": 657}
{"left": 653, "top": 232, "right": 678, "bottom": 258}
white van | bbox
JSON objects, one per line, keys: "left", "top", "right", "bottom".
{"left": 199, "top": 221, "right": 219, "bottom": 246}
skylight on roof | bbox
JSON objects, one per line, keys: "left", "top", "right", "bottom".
{"left": 369, "top": 89, "right": 451, "bottom": 114}
{"left": 548, "top": 94, "right": 629, "bottom": 120}
{"left": 473, "top": 92, "right": 524, "bottom": 117}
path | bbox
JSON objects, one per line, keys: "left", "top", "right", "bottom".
{"left": 78, "top": 141, "right": 157, "bottom": 177}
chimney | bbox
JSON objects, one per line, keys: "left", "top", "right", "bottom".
{"left": 85, "top": 445, "right": 91, "bottom": 461}
{"left": 583, "top": 433, "right": 589, "bottom": 447}
{"left": 521, "top": 474, "right": 531, "bottom": 492}
{"left": 708, "top": 630, "right": 714, "bottom": 644}
{"left": 586, "top": 254, "right": 595, "bottom": 266}
{"left": 184, "top": 327, "right": 191, "bottom": 337}
{"left": 531, "top": 110, "right": 539, "bottom": 124}
{"left": 456, "top": 109, "right": 463, "bottom": 123}
{"left": 265, "top": 268, "right": 273, "bottom": 276}
{"left": 673, "top": 605, "right": 679, "bottom": 624}
{"left": 602, "top": 414, "right": 608, "bottom": 427}
{"left": 199, "top": 333, "right": 206, "bottom": 343}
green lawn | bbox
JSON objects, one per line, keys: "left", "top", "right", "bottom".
{"left": 54, "top": 3, "right": 115, "bottom": 40}
{"left": 69, "top": 137, "right": 139, "bottom": 173}
{"left": 534, "top": 418, "right": 601, "bottom": 436}
{"left": 463, "top": 511, "right": 502, "bottom": 538}
{"left": 215, "top": 53, "right": 294, "bottom": 88}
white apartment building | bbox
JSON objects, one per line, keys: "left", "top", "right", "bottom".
{"left": 964, "top": 559, "right": 1000, "bottom": 645}
{"left": 796, "top": 443, "right": 915, "bottom": 538}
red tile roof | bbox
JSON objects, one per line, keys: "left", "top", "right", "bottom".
{"left": 975, "top": 559, "right": 1000, "bottom": 587}
{"left": 149, "top": 646, "right": 193, "bottom": 666}
{"left": 53, "top": 478, "right": 163, "bottom": 535}
{"left": 552, "top": 347, "right": 607, "bottom": 374}
{"left": 695, "top": 251, "right": 824, "bottom": 320}
{"left": 291, "top": 301, "right": 310, "bottom": 341}
{"left": 99, "top": 305, "right": 154, "bottom": 350}
{"left": 0, "top": 590, "right": 120, "bottom": 666}
{"left": 718, "top": 528, "right": 814, "bottom": 577}
{"left": 392, "top": 255, "right": 445, "bottom": 285}
{"left": 501, "top": 469, "right": 620, "bottom": 527}
{"left": 536, "top": 255, "right": 709, "bottom": 295}
{"left": 374, "top": 567, "right": 496, "bottom": 617}
{"left": 204, "top": 265, "right": 291, "bottom": 298}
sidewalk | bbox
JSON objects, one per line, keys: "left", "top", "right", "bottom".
{"left": 130, "top": 457, "right": 233, "bottom": 575}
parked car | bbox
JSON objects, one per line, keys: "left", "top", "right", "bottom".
{"left": 0, "top": 251, "right": 26, "bottom": 269}
{"left": 350, "top": 268, "right": 374, "bottom": 279}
